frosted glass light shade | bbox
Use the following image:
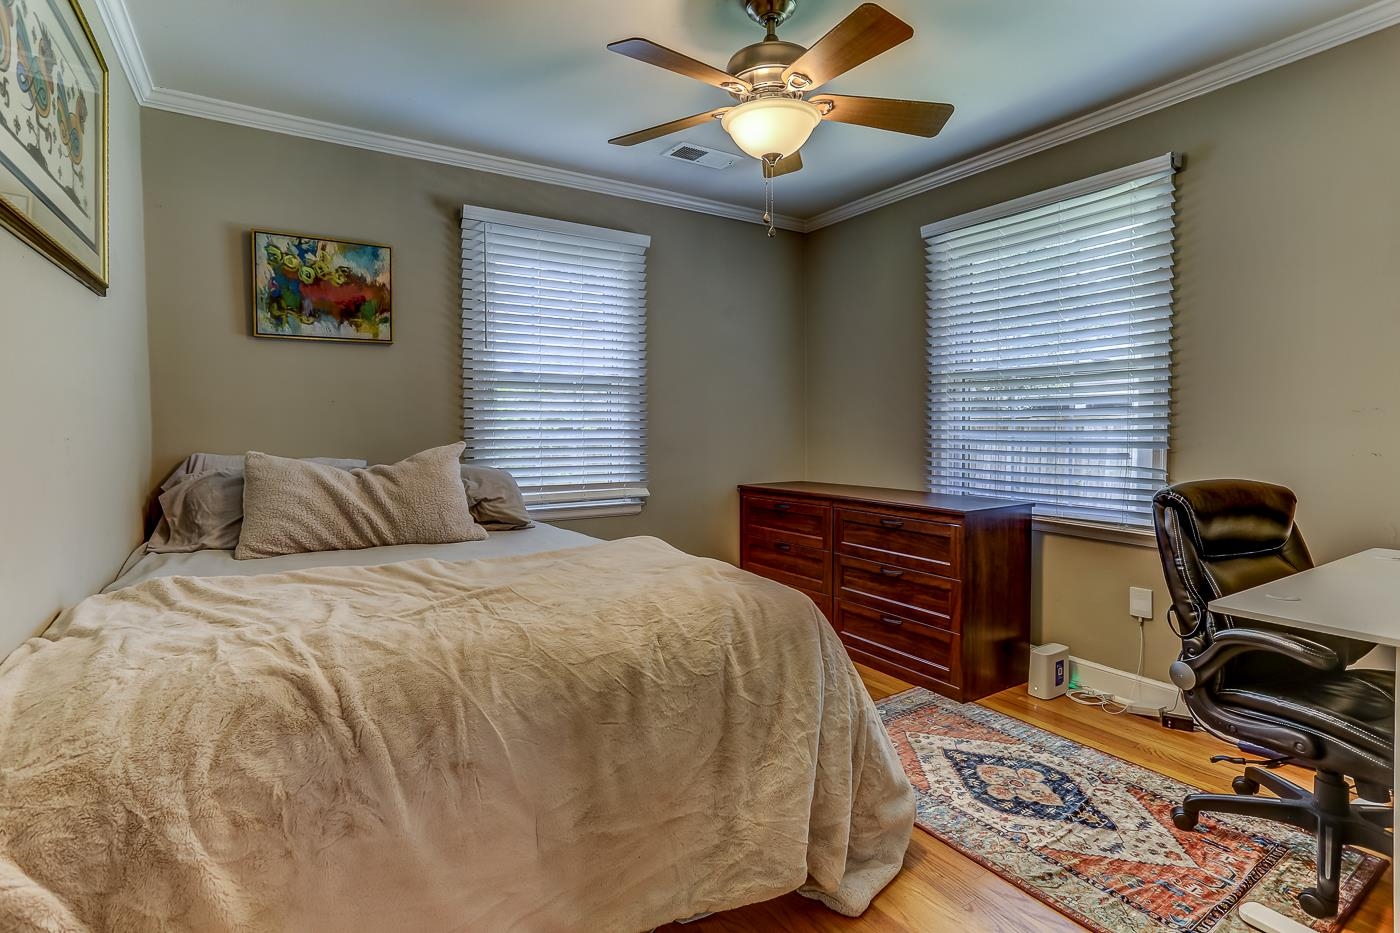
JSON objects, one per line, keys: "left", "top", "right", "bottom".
{"left": 720, "top": 98, "right": 822, "bottom": 161}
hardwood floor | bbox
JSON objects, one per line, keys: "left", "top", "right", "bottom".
{"left": 659, "top": 665, "right": 1393, "bottom": 933}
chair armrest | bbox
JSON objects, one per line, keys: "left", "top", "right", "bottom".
{"left": 1169, "top": 628, "right": 1341, "bottom": 691}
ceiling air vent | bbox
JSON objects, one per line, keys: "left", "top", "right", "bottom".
{"left": 664, "top": 142, "right": 737, "bottom": 170}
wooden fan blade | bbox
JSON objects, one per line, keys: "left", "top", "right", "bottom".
{"left": 763, "top": 152, "right": 803, "bottom": 178}
{"left": 608, "top": 38, "right": 749, "bottom": 92}
{"left": 813, "top": 94, "right": 953, "bottom": 137}
{"left": 783, "top": 4, "right": 913, "bottom": 92}
{"left": 609, "top": 109, "right": 730, "bottom": 147}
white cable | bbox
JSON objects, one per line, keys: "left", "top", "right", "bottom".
{"left": 1126, "top": 616, "right": 1147, "bottom": 704}
{"left": 1104, "top": 617, "right": 1149, "bottom": 716}
{"left": 1067, "top": 686, "right": 1127, "bottom": 713}
{"left": 1071, "top": 617, "right": 1148, "bottom": 717}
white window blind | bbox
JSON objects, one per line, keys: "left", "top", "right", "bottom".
{"left": 461, "top": 206, "right": 649, "bottom": 519}
{"left": 922, "top": 154, "right": 1178, "bottom": 529}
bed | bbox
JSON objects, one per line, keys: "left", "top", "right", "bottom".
{"left": 0, "top": 461, "right": 915, "bottom": 932}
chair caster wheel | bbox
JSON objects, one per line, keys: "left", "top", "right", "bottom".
{"left": 1171, "top": 806, "right": 1198, "bottom": 831}
{"left": 1297, "top": 888, "right": 1337, "bottom": 920}
{"left": 1232, "top": 776, "right": 1260, "bottom": 796}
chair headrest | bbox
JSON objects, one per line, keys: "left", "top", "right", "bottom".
{"left": 1154, "top": 480, "right": 1298, "bottom": 559}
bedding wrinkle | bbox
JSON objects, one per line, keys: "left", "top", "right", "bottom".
{"left": 0, "top": 536, "right": 913, "bottom": 931}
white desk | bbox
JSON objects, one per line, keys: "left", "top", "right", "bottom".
{"left": 1210, "top": 547, "right": 1400, "bottom": 933}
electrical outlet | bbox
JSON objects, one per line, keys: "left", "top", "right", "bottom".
{"left": 1129, "top": 586, "right": 1153, "bottom": 620}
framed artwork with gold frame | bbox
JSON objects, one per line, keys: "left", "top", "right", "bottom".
{"left": 0, "top": 0, "right": 109, "bottom": 295}
{"left": 251, "top": 230, "right": 393, "bottom": 344}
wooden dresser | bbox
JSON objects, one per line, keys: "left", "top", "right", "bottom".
{"left": 738, "top": 482, "right": 1032, "bottom": 702}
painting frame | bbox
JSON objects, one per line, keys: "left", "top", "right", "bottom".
{"left": 250, "top": 229, "right": 394, "bottom": 345}
{"left": 0, "top": 0, "right": 110, "bottom": 295}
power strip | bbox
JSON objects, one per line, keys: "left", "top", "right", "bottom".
{"left": 1160, "top": 710, "right": 1197, "bottom": 732}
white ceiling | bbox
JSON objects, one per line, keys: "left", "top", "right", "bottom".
{"left": 122, "top": 0, "right": 1376, "bottom": 219}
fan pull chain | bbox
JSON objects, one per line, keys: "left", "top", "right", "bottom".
{"left": 762, "top": 173, "right": 777, "bottom": 238}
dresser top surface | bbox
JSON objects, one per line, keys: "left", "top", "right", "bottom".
{"left": 739, "top": 482, "right": 1033, "bottom": 514}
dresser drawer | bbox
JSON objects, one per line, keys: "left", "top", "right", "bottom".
{"left": 837, "top": 555, "right": 959, "bottom": 629}
{"left": 836, "top": 600, "right": 958, "bottom": 683}
{"left": 742, "top": 495, "right": 829, "bottom": 548}
{"left": 743, "top": 539, "right": 831, "bottom": 593}
{"left": 836, "top": 508, "right": 961, "bottom": 576}
{"left": 746, "top": 523, "right": 825, "bottom": 555}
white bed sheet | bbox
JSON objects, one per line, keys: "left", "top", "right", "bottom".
{"left": 105, "top": 523, "right": 600, "bottom": 593}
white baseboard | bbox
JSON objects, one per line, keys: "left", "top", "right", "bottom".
{"left": 1068, "top": 656, "right": 1183, "bottom": 714}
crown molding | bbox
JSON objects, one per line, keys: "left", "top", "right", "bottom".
{"left": 141, "top": 87, "right": 807, "bottom": 231}
{"left": 92, "top": 0, "right": 1400, "bottom": 234}
{"left": 804, "top": 0, "right": 1400, "bottom": 230}
{"left": 90, "top": 0, "right": 152, "bottom": 100}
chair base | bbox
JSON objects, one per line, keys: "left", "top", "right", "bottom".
{"left": 1171, "top": 767, "right": 1393, "bottom": 919}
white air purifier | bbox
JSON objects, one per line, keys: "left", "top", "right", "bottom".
{"left": 1028, "top": 643, "right": 1070, "bottom": 699}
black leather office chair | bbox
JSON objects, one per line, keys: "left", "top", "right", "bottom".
{"left": 1153, "top": 480, "right": 1393, "bottom": 919}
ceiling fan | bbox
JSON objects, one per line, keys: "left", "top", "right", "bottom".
{"left": 607, "top": 1, "right": 954, "bottom": 183}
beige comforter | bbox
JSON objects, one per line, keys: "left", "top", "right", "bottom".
{"left": 0, "top": 537, "right": 914, "bottom": 932}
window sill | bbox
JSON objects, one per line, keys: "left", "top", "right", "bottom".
{"left": 528, "top": 502, "right": 645, "bottom": 522}
{"left": 1033, "top": 516, "right": 1156, "bottom": 548}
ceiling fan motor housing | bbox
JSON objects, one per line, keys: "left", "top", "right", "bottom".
{"left": 726, "top": 40, "right": 806, "bottom": 95}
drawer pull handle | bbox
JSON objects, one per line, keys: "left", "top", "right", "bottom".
{"left": 774, "top": 502, "right": 792, "bottom": 512}
{"left": 879, "top": 518, "right": 905, "bottom": 529}
{"left": 879, "top": 567, "right": 905, "bottom": 578}
{"left": 775, "top": 542, "right": 792, "bottom": 552}
{"left": 880, "top": 616, "right": 904, "bottom": 627}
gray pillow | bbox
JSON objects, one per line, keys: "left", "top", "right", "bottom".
{"left": 148, "top": 470, "right": 245, "bottom": 553}
{"left": 236, "top": 443, "right": 487, "bottom": 559}
{"left": 461, "top": 464, "right": 534, "bottom": 530}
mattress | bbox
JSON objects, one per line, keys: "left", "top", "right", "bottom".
{"left": 105, "top": 522, "right": 599, "bottom": 592}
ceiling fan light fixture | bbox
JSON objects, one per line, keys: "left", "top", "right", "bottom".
{"left": 720, "top": 97, "right": 822, "bottom": 161}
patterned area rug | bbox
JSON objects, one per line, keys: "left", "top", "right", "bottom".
{"left": 878, "top": 688, "right": 1386, "bottom": 933}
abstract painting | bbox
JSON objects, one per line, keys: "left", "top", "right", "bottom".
{"left": 0, "top": 0, "right": 108, "bottom": 294}
{"left": 252, "top": 230, "right": 392, "bottom": 344}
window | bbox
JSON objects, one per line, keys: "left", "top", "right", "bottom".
{"left": 922, "top": 154, "right": 1178, "bottom": 530}
{"left": 461, "top": 206, "right": 649, "bottom": 520}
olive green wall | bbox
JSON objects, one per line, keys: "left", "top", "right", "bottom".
{"left": 803, "top": 25, "right": 1400, "bottom": 681}
{"left": 1, "top": 14, "right": 150, "bottom": 655}
{"left": 140, "top": 111, "right": 806, "bottom": 562}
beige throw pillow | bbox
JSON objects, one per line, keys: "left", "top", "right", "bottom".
{"left": 236, "top": 443, "right": 486, "bottom": 559}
